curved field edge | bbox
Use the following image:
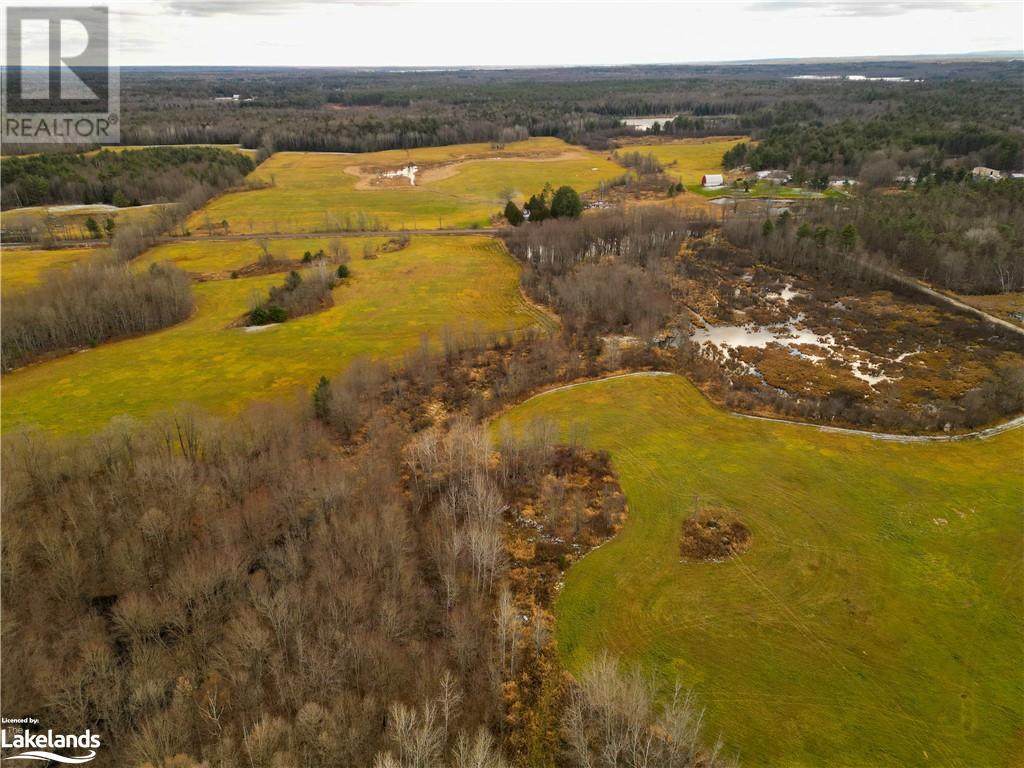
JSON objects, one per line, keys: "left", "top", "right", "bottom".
{"left": 1, "top": 235, "right": 543, "bottom": 434}
{"left": 495, "top": 373, "right": 1023, "bottom": 767}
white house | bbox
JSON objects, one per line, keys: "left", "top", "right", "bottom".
{"left": 972, "top": 166, "right": 1004, "bottom": 180}
{"left": 701, "top": 174, "right": 724, "bottom": 188}
{"left": 829, "top": 177, "right": 858, "bottom": 188}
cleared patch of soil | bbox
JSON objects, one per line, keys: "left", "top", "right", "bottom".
{"left": 680, "top": 510, "right": 751, "bottom": 562}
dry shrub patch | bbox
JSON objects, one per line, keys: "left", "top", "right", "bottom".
{"left": 680, "top": 510, "right": 751, "bottom": 562}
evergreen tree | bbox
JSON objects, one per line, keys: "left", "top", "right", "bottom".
{"left": 550, "top": 186, "right": 583, "bottom": 219}
{"left": 313, "top": 375, "right": 332, "bottom": 421}
{"left": 524, "top": 193, "right": 549, "bottom": 222}
{"left": 504, "top": 200, "right": 524, "bottom": 226}
{"left": 839, "top": 223, "right": 858, "bottom": 251}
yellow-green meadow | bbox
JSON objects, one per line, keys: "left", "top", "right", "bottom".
{"left": 186, "top": 138, "right": 623, "bottom": 234}
{"left": 3, "top": 235, "right": 548, "bottom": 433}
{"left": 498, "top": 373, "right": 1023, "bottom": 767}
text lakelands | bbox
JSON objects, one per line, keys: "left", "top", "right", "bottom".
{"left": 1, "top": 729, "right": 102, "bottom": 749}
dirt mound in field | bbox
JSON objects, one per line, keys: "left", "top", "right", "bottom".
{"left": 680, "top": 510, "right": 750, "bottom": 561}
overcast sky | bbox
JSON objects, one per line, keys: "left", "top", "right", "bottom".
{"left": 9, "top": 0, "right": 1024, "bottom": 67}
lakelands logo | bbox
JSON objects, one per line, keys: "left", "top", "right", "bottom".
{"left": 1, "top": 5, "right": 120, "bottom": 143}
{"left": 1, "top": 720, "right": 100, "bottom": 764}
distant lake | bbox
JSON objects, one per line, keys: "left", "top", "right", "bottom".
{"left": 620, "top": 115, "right": 677, "bottom": 132}
{"left": 790, "top": 75, "right": 918, "bottom": 82}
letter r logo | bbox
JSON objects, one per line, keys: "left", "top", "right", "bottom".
{"left": 4, "top": 6, "right": 110, "bottom": 112}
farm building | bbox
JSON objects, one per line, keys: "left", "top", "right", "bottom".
{"left": 972, "top": 166, "right": 1004, "bottom": 180}
{"left": 701, "top": 174, "right": 724, "bottom": 188}
{"left": 829, "top": 177, "right": 858, "bottom": 188}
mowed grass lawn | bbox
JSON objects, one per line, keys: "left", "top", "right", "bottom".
{"left": 186, "top": 138, "right": 623, "bottom": 234}
{"left": 1, "top": 246, "right": 101, "bottom": 294}
{"left": 498, "top": 374, "right": 1023, "bottom": 767}
{"left": 620, "top": 137, "right": 747, "bottom": 188}
{"left": 3, "top": 236, "right": 546, "bottom": 433}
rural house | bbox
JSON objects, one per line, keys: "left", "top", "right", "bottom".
{"left": 972, "top": 166, "right": 1004, "bottom": 180}
{"left": 701, "top": 173, "right": 725, "bottom": 188}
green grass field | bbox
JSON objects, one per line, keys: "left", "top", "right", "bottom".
{"left": 3, "top": 235, "right": 548, "bottom": 434}
{"left": 185, "top": 138, "right": 623, "bottom": 234}
{"left": 498, "top": 373, "right": 1023, "bottom": 767}
{"left": 1, "top": 246, "right": 102, "bottom": 294}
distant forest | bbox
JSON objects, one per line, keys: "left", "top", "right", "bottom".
{"left": 0, "top": 147, "right": 255, "bottom": 210}
{"left": 3, "top": 59, "right": 1022, "bottom": 177}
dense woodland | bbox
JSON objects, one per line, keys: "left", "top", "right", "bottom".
{"left": 723, "top": 181, "right": 1024, "bottom": 294}
{"left": 504, "top": 207, "right": 705, "bottom": 339}
{"left": 4, "top": 60, "right": 1021, "bottom": 177}
{"left": 1, "top": 261, "right": 193, "bottom": 370}
{"left": 1, "top": 147, "right": 256, "bottom": 211}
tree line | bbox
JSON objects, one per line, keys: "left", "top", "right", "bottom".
{"left": 724, "top": 181, "right": 1024, "bottom": 294}
{"left": 503, "top": 184, "right": 584, "bottom": 226}
{"left": 1, "top": 260, "right": 194, "bottom": 370}
{"left": 722, "top": 117, "right": 1023, "bottom": 179}
{"left": 1, "top": 146, "right": 255, "bottom": 210}
{"left": 504, "top": 207, "right": 710, "bottom": 340}
{"left": 8, "top": 61, "right": 1019, "bottom": 160}
{"left": 248, "top": 263, "right": 341, "bottom": 326}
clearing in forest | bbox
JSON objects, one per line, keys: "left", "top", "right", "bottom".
{"left": 497, "top": 373, "right": 1022, "bottom": 767}
{"left": 614, "top": 136, "right": 748, "bottom": 188}
{"left": 185, "top": 137, "right": 623, "bottom": 234}
{"left": 3, "top": 235, "right": 548, "bottom": 434}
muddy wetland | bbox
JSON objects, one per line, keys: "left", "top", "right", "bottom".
{"left": 683, "top": 258, "right": 1024, "bottom": 426}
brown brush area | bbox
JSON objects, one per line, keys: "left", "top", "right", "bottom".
{"left": 680, "top": 509, "right": 751, "bottom": 561}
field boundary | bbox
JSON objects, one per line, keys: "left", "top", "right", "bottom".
{"left": 517, "top": 371, "right": 1024, "bottom": 443}
{"left": 0, "top": 228, "right": 506, "bottom": 250}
